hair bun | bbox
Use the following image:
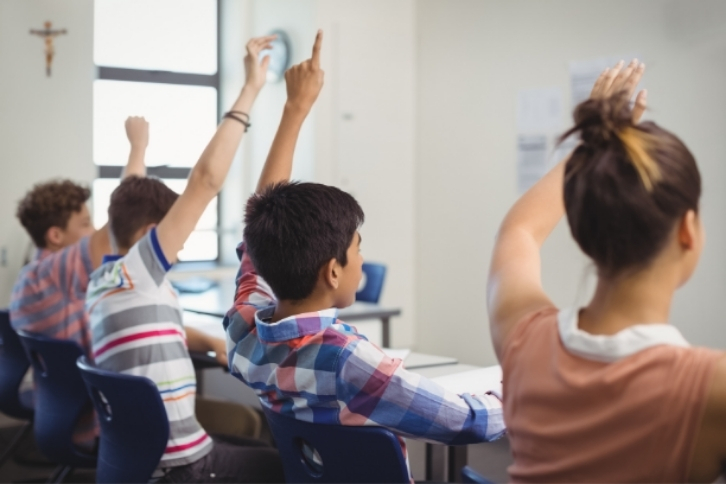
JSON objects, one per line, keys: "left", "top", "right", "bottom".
{"left": 572, "top": 92, "right": 633, "bottom": 149}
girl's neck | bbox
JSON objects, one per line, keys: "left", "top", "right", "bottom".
{"left": 579, "top": 264, "right": 679, "bottom": 336}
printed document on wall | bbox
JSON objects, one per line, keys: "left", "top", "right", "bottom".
{"left": 516, "top": 87, "right": 563, "bottom": 193}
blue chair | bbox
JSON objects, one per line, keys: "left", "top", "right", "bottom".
{"left": 262, "top": 406, "right": 409, "bottom": 483}
{"left": 17, "top": 331, "right": 96, "bottom": 482}
{"left": 462, "top": 465, "right": 496, "bottom": 484}
{"left": 76, "top": 356, "right": 169, "bottom": 484}
{"left": 356, "top": 262, "right": 387, "bottom": 304}
{"left": 0, "top": 311, "right": 34, "bottom": 468}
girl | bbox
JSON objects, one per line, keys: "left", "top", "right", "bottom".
{"left": 488, "top": 60, "right": 726, "bottom": 482}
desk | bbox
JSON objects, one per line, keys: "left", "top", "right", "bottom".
{"left": 184, "top": 311, "right": 458, "bottom": 371}
{"left": 412, "top": 364, "right": 490, "bottom": 483}
{"left": 179, "top": 281, "right": 401, "bottom": 347}
{"left": 185, "top": 312, "right": 485, "bottom": 483}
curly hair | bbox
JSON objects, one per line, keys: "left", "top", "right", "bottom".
{"left": 16, "top": 180, "right": 91, "bottom": 248}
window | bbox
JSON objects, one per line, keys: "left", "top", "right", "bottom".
{"left": 93, "top": 0, "right": 220, "bottom": 262}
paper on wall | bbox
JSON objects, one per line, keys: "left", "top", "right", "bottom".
{"left": 516, "top": 87, "right": 564, "bottom": 193}
{"left": 517, "top": 87, "right": 564, "bottom": 133}
{"left": 431, "top": 365, "right": 503, "bottom": 398}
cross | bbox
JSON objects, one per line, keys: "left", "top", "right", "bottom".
{"left": 30, "top": 21, "right": 67, "bottom": 77}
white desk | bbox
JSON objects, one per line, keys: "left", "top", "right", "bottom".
{"left": 179, "top": 280, "right": 402, "bottom": 347}
{"left": 183, "top": 311, "right": 458, "bottom": 371}
{"left": 185, "top": 312, "right": 494, "bottom": 483}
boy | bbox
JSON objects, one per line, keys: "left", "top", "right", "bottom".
{"left": 225, "top": 31, "right": 505, "bottom": 479}
{"left": 10, "top": 115, "right": 149, "bottom": 448}
{"left": 10, "top": 116, "right": 149, "bottom": 353}
{"left": 86, "top": 36, "right": 284, "bottom": 483}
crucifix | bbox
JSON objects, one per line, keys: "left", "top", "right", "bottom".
{"left": 30, "top": 21, "right": 67, "bottom": 77}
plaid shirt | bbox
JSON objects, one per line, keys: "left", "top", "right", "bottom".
{"left": 224, "top": 243, "right": 505, "bottom": 474}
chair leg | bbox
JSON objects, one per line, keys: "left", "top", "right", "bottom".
{"left": 0, "top": 421, "right": 32, "bottom": 469}
{"left": 47, "top": 465, "right": 74, "bottom": 483}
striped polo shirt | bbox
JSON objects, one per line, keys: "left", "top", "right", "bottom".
{"left": 10, "top": 236, "right": 98, "bottom": 449}
{"left": 10, "top": 236, "right": 94, "bottom": 355}
{"left": 86, "top": 229, "right": 212, "bottom": 468}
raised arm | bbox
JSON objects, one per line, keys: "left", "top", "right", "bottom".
{"left": 155, "top": 35, "right": 275, "bottom": 263}
{"left": 122, "top": 116, "right": 149, "bottom": 178}
{"left": 256, "top": 30, "right": 324, "bottom": 193}
{"left": 487, "top": 60, "right": 647, "bottom": 360}
{"left": 89, "top": 116, "right": 151, "bottom": 267}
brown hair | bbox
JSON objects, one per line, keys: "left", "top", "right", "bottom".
{"left": 16, "top": 180, "right": 91, "bottom": 248}
{"left": 108, "top": 176, "right": 179, "bottom": 250}
{"left": 562, "top": 92, "right": 701, "bottom": 277}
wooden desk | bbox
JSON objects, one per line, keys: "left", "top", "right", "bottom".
{"left": 179, "top": 281, "right": 401, "bottom": 347}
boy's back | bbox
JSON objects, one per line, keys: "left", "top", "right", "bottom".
{"left": 225, "top": 33, "right": 504, "bottom": 481}
{"left": 227, "top": 245, "right": 505, "bottom": 455}
{"left": 87, "top": 229, "right": 213, "bottom": 467}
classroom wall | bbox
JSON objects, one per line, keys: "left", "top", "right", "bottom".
{"left": 227, "top": 0, "right": 419, "bottom": 347}
{"left": 415, "top": 0, "right": 726, "bottom": 366}
{"left": 0, "top": 0, "right": 95, "bottom": 306}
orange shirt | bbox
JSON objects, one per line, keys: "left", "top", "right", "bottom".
{"left": 502, "top": 307, "right": 723, "bottom": 483}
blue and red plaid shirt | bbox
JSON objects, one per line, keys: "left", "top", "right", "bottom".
{"left": 224, "top": 243, "right": 505, "bottom": 475}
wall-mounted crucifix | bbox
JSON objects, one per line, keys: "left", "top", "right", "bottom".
{"left": 30, "top": 21, "right": 67, "bottom": 77}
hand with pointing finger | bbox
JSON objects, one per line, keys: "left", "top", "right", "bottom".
{"left": 285, "top": 30, "right": 325, "bottom": 114}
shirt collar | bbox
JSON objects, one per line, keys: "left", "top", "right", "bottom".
{"left": 102, "top": 254, "right": 123, "bottom": 264}
{"left": 34, "top": 247, "right": 53, "bottom": 262}
{"left": 558, "top": 308, "right": 690, "bottom": 363}
{"left": 254, "top": 307, "right": 340, "bottom": 342}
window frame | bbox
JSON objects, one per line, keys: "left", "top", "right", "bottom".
{"left": 93, "top": 0, "right": 222, "bottom": 263}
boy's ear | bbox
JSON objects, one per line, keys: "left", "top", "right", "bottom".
{"left": 322, "top": 258, "right": 340, "bottom": 290}
{"left": 45, "top": 226, "right": 64, "bottom": 247}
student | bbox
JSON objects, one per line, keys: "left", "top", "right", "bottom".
{"left": 224, "top": 30, "right": 505, "bottom": 480}
{"left": 10, "top": 115, "right": 149, "bottom": 448}
{"left": 488, "top": 60, "right": 726, "bottom": 482}
{"left": 86, "top": 36, "right": 285, "bottom": 483}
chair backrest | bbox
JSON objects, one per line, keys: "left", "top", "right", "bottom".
{"left": 461, "top": 465, "right": 496, "bottom": 484}
{"left": 356, "top": 262, "right": 387, "bottom": 304}
{"left": 77, "top": 357, "right": 169, "bottom": 484}
{"left": 17, "top": 330, "right": 96, "bottom": 467}
{"left": 262, "top": 406, "right": 409, "bottom": 483}
{"left": 0, "top": 311, "right": 33, "bottom": 420}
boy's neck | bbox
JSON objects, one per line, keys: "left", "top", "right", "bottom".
{"left": 271, "top": 295, "right": 338, "bottom": 323}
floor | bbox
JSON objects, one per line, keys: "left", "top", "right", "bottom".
{"left": 0, "top": 417, "right": 95, "bottom": 483}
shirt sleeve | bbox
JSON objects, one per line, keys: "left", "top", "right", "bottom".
{"left": 120, "top": 228, "right": 173, "bottom": 290}
{"left": 223, "top": 242, "right": 277, "bottom": 344}
{"left": 39, "top": 236, "right": 94, "bottom": 301}
{"left": 335, "top": 337, "right": 506, "bottom": 445}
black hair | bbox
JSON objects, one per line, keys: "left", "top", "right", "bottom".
{"left": 244, "top": 181, "right": 364, "bottom": 301}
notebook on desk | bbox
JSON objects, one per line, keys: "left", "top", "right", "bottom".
{"left": 431, "top": 365, "right": 503, "bottom": 398}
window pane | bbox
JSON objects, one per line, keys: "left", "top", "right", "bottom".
{"left": 94, "top": 0, "right": 217, "bottom": 74}
{"left": 92, "top": 178, "right": 218, "bottom": 262}
{"left": 94, "top": 80, "right": 217, "bottom": 167}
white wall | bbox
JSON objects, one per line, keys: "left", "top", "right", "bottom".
{"left": 314, "top": 0, "right": 418, "bottom": 347}
{"left": 225, "top": 0, "right": 418, "bottom": 347}
{"left": 0, "top": 0, "right": 94, "bottom": 306}
{"left": 415, "top": 0, "right": 726, "bottom": 366}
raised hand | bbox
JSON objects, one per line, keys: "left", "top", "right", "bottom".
{"left": 244, "top": 35, "right": 277, "bottom": 92}
{"left": 284, "top": 30, "right": 325, "bottom": 113}
{"left": 125, "top": 116, "right": 149, "bottom": 149}
{"left": 590, "top": 59, "right": 647, "bottom": 123}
